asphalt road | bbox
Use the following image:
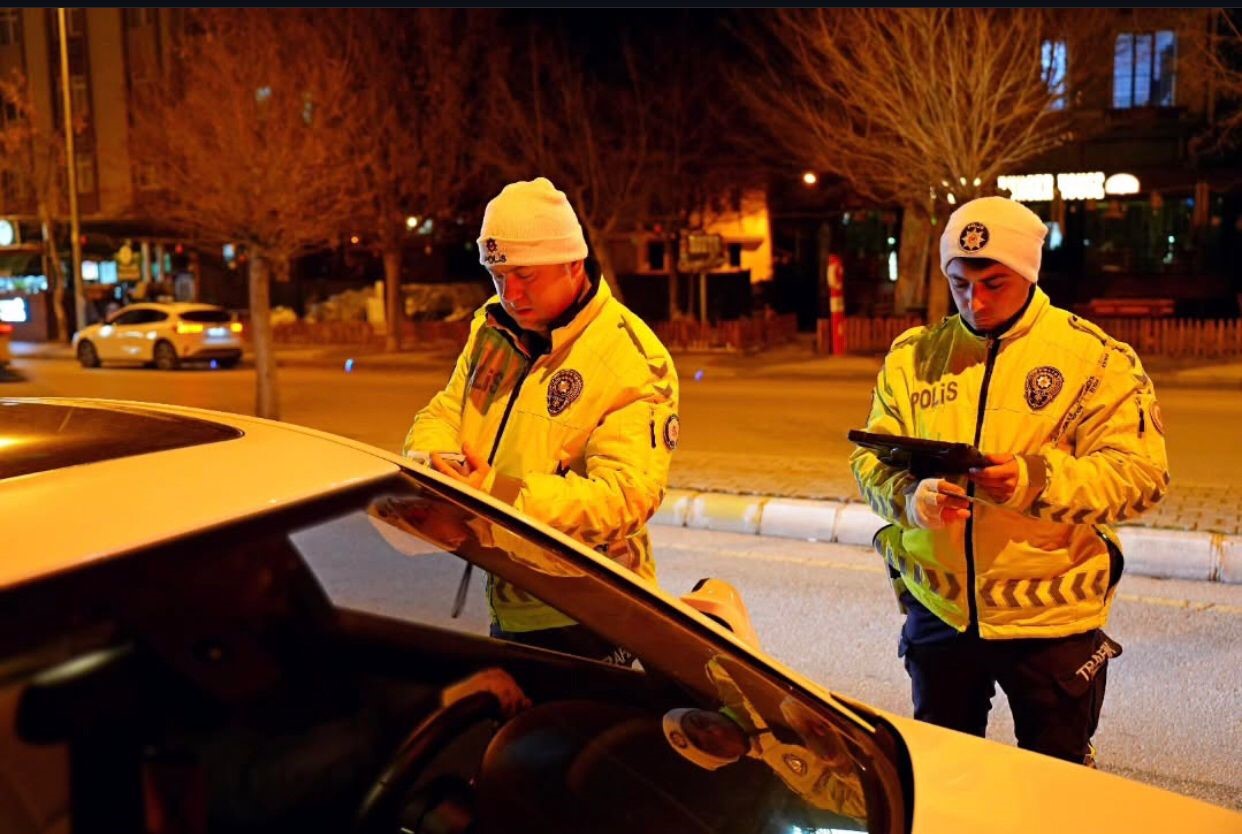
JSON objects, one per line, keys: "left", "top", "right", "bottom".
{"left": 3, "top": 356, "right": 1240, "bottom": 485}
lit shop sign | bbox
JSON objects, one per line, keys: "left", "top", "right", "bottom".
{"left": 0, "top": 297, "right": 28, "bottom": 323}
{"left": 997, "top": 172, "right": 1141, "bottom": 202}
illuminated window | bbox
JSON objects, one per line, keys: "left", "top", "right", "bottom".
{"left": 0, "top": 9, "right": 21, "bottom": 46}
{"left": 1041, "top": 40, "right": 1067, "bottom": 111}
{"left": 70, "top": 75, "right": 89, "bottom": 120}
{"left": 75, "top": 152, "right": 95, "bottom": 194}
{"left": 66, "top": 8, "right": 85, "bottom": 37}
{"left": 1114, "top": 32, "right": 1176, "bottom": 108}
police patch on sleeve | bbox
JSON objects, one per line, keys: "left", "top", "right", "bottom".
{"left": 1025, "top": 366, "right": 1064, "bottom": 410}
{"left": 663, "top": 414, "right": 680, "bottom": 450}
{"left": 546, "top": 369, "right": 584, "bottom": 416}
{"left": 958, "top": 222, "right": 989, "bottom": 253}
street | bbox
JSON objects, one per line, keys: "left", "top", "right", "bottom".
{"left": 3, "top": 355, "right": 1241, "bottom": 808}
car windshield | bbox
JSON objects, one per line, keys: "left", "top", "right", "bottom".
{"left": 179, "top": 309, "right": 232, "bottom": 323}
{"left": 0, "top": 467, "right": 904, "bottom": 833}
{"left": 292, "top": 471, "right": 900, "bottom": 832}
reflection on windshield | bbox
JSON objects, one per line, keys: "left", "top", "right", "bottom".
{"left": 664, "top": 655, "right": 867, "bottom": 824}
{"left": 286, "top": 474, "right": 891, "bottom": 832}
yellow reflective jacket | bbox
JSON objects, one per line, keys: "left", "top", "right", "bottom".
{"left": 405, "top": 277, "right": 679, "bottom": 632}
{"left": 850, "top": 288, "right": 1169, "bottom": 639}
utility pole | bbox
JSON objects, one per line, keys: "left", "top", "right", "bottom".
{"left": 57, "top": 8, "right": 85, "bottom": 333}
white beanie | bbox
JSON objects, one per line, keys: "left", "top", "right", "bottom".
{"left": 477, "top": 177, "right": 588, "bottom": 268}
{"left": 661, "top": 708, "right": 743, "bottom": 771}
{"left": 940, "top": 196, "right": 1048, "bottom": 284}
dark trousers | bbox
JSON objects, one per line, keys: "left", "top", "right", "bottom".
{"left": 490, "top": 623, "right": 635, "bottom": 667}
{"left": 903, "top": 629, "right": 1111, "bottom": 764}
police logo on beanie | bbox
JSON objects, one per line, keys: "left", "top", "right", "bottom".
{"left": 547, "top": 369, "right": 584, "bottom": 416}
{"left": 1025, "top": 365, "right": 1064, "bottom": 410}
{"left": 959, "top": 222, "right": 990, "bottom": 253}
{"left": 482, "top": 237, "right": 507, "bottom": 266}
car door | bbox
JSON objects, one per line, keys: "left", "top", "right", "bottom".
{"left": 93, "top": 308, "right": 143, "bottom": 360}
{"left": 112, "top": 308, "right": 168, "bottom": 361}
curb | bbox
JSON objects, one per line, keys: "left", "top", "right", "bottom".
{"left": 653, "top": 490, "right": 1241, "bottom": 585}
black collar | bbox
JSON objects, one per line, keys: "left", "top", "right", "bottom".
{"left": 486, "top": 271, "right": 600, "bottom": 358}
{"left": 961, "top": 284, "right": 1036, "bottom": 340}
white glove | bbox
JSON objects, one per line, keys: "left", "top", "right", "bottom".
{"left": 905, "top": 478, "right": 971, "bottom": 530}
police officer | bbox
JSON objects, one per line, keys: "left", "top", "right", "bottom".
{"left": 850, "top": 196, "right": 1170, "bottom": 765}
{"left": 405, "top": 177, "right": 680, "bottom": 664}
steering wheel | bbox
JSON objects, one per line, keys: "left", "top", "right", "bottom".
{"left": 352, "top": 691, "right": 506, "bottom": 834}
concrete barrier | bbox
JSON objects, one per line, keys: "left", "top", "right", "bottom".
{"left": 687, "top": 493, "right": 766, "bottom": 535}
{"left": 758, "top": 498, "right": 843, "bottom": 542}
{"left": 833, "top": 503, "right": 889, "bottom": 547}
{"left": 1116, "top": 527, "right": 1216, "bottom": 582}
{"left": 652, "top": 489, "right": 697, "bottom": 528}
{"left": 1216, "top": 535, "right": 1242, "bottom": 584}
{"left": 648, "top": 490, "right": 1237, "bottom": 584}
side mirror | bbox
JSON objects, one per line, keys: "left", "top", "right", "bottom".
{"left": 680, "top": 578, "right": 761, "bottom": 651}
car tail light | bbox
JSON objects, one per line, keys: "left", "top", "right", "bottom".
{"left": 230, "top": 322, "right": 243, "bottom": 333}
{"left": 0, "top": 323, "right": 12, "bottom": 335}
{"left": 176, "top": 322, "right": 204, "bottom": 335}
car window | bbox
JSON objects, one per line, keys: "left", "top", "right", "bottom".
{"left": 0, "top": 401, "right": 243, "bottom": 479}
{"left": 179, "top": 309, "right": 232, "bottom": 323}
{"left": 287, "top": 472, "right": 896, "bottom": 833}
{"left": 110, "top": 309, "right": 146, "bottom": 325}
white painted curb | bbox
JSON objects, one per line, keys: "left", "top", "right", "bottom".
{"left": 1216, "top": 535, "right": 1241, "bottom": 584}
{"left": 1116, "top": 527, "right": 1217, "bottom": 582}
{"left": 758, "top": 498, "right": 844, "bottom": 542}
{"left": 651, "top": 491, "right": 1238, "bottom": 584}
{"left": 651, "top": 489, "right": 697, "bottom": 528}
{"left": 833, "top": 503, "right": 890, "bottom": 547}
{"left": 687, "top": 493, "right": 766, "bottom": 535}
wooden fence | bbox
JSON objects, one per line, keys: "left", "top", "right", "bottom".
{"left": 269, "top": 319, "right": 471, "bottom": 347}
{"left": 840, "top": 316, "right": 1242, "bottom": 358}
{"left": 654, "top": 314, "right": 799, "bottom": 352}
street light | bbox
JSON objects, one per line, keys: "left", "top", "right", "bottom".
{"left": 802, "top": 171, "right": 818, "bottom": 186}
{"left": 57, "top": 8, "right": 85, "bottom": 335}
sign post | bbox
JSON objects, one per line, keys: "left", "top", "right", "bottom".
{"left": 827, "top": 254, "right": 846, "bottom": 355}
{"left": 678, "top": 232, "right": 726, "bottom": 325}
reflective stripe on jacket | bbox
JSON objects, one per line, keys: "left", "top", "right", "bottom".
{"left": 850, "top": 288, "right": 1169, "bottom": 639}
{"left": 405, "top": 277, "right": 679, "bottom": 632}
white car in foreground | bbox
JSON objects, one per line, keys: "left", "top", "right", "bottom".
{"left": 0, "top": 397, "right": 1238, "bottom": 834}
{"left": 72, "top": 302, "right": 243, "bottom": 370}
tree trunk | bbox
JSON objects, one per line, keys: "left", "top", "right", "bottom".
{"left": 895, "top": 209, "right": 932, "bottom": 316}
{"left": 583, "top": 220, "right": 623, "bottom": 303}
{"left": 38, "top": 206, "right": 69, "bottom": 343}
{"left": 383, "top": 247, "right": 402, "bottom": 352}
{"left": 249, "top": 253, "right": 281, "bottom": 420}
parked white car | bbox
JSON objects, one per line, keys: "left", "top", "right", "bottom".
{"left": 72, "top": 302, "right": 243, "bottom": 370}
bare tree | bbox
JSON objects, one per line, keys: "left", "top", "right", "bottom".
{"left": 0, "top": 71, "right": 78, "bottom": 342}
{"left": 131, "top": 10, "right": 360, "bottom": 419}
{"left": 740, "top": 8, "right": 1116, "bottom": 321}
{"left": 1198, "top": 9, "right": 1242, "bottom": 152}
{"left": 481, "top": 20, "right": 653, "bottom": 299}
{"left": 644, "top": 12, "right": 760, "bottom": 321}
{"left": 343, "top": 9, "right": 489, "bottom": 351}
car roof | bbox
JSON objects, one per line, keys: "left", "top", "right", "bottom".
{"left": 0, "top": 398, "right": 398, "bottom": 589}
{"left": 117, "top": 302, "right": 227, "bottom": 314}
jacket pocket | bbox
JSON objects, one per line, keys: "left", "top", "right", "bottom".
{"left": 1054, "top": 630, "right": 1123, "bottom": 699}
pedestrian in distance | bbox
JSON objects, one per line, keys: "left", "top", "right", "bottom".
{"left": 850, "top": 195, "right": 1170, "bottom": 766}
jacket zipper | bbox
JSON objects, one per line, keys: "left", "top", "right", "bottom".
{"left": 965, "top": 336, "right": 1001, "bottom": 633}
{"left": 488, "top": 360, "right": 532, "bottom": 465}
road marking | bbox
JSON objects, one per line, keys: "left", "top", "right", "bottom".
{"left": 659, "top": 545, "right": 1242, "bottom": 616}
